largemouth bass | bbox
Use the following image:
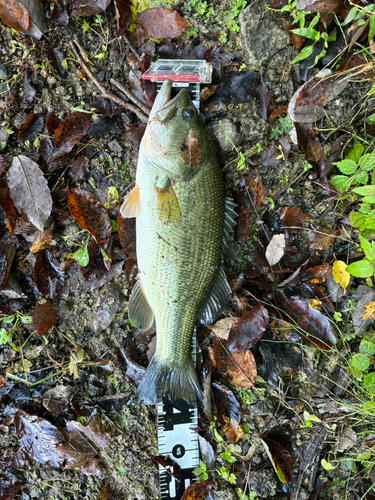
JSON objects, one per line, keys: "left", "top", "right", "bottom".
{"left": 120, "top": 79, "right": 236, "bottom": 406}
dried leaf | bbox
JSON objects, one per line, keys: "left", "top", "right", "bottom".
{"left": 181, "top": 478, "right": 213, "bottom": 500}
{"left": 266, "top": 234, "right": 285, "bottom": 266}
{"left": 302, "top": 263, "right": 331, "bottom": 284}
{"left": 278, "top": 206, "right": 307, "bottom": 227}
{"left": 51, "top": 112, "right": 91, "bottom": 161}
{"left": 208, "top": 316, "right": 238, "bottom": 339}
{"left": 0, "top": 469, "right": 24, "bottom": 500}
{"left": 212, "top": 382, "right": 243, "bottom": 443}
{"left": 208, "top": 335, "right": 257, "bottom": 388}
{"left": 30, "top": 225, "right": 53, "bottom": 253}
{"left": 353, "top": 291, "right": 375, "bottom": 335}
{"left": 150, "top": 455, "right": 181, "bottom": 481}
{"left": 234, "top": 177, "right": 257, "bottom": 244}
{"left": 33, "top": 250, "right": 64, "bottom": 299}
{"left": 135, "top": 8, "right": 189, "bottom": 39}
{"left": 32, "top": 299, "right": 56, "bottom": 334}
{"left": 68, "top": 188, "right": 111, "bottom": 247}
{"left": 295, "top": 122, "right": 325, "bottom": 175}
{"left": 296, "top": 73, "right": 349, "bottom": 108}
{"left": 249, "top": 170, "right": 263, "bottom": 210}
{"left": 117, "top": 346, "right": 145, "bottom": 387}
{"left": 309, "top": 226, "right": 337, "bottom": 250}
{"left": 0, "top": 235, "right": 18, "bottom": 289}
{"left": 361, "top": 301, "right": 375, "bottom": 321}
{"left": 181, "top": 129, "right": 202, "bottom": 170}
{"left": 332, "top": 260, "right": 350, "bottom": 291}
{"left": 228, "top": 304, "right": 269, "bottom": 352}
{"left": 71, "top": 0, "right": 110, "bottom": 17}
{"left": 17, "top": 113, "right": 44, "bottom": 141}
{"left": 8, "top": 155, "right": 52, "bottom": 231}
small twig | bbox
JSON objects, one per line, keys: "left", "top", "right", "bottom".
{"left": 69, "top": 40, "right": 149, "bottom": 124}
{"left": 284, "top": 226, "right": 353, "bottom": 243}
{"left": 110, "top": 78, "right": 151, "bottom": 117}
{"left": 120, "top": 33, "right": 142, "bottom": 62}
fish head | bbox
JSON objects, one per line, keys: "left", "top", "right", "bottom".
{"left": 142, "top": 79, "right": 205, "bottom": 181}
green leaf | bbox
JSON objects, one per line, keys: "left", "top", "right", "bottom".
{"left": 341, "top": 6, "right": 358, "bottom": 25}
{"left": 360, "top": 235, "right": 375, "bottom": 261}
{"left": 346, "top": 143, "right": 364, "bottom": 162}
{"left": 20, "top": 315, "right": 33, "bottom": 324}
{"left": 369, "top": 10, "right": 375, "bottom": 40}
{"left": 351, "top": 353, "right": 370, "bottom": 371}
{"left": 367, "top": 113, "right": 375, "bottom": 125}
{"left": 353, "top": 185, "right": 375, "bottom": 197}
{"left": 334, "top": 159, "right": 357, "bottom": 175}
{"left": 0, "top": 328, "right": 9, "bottom": 345}
{"left": 346, "top": 259, "right": 375, "bottom": 278}
{"left": 354, "top": 170, "right": 368, "bottom": 185}
{"left": 73, "top": 238, "right": 90, "bottom": 266}
{"left": 321, "top": 459, "right": 334, "bottom": 470}
{"left": 359, "top": 339, "right": 375, "bottom": 356}
{"left": 292, "top": 27, "right": 320, "bottom": 40}
{"left": 363, "top": 372, "right": 375, "bottom": 397}
{"left": 111, "top": 220, "right": 117, "bottom": 232}
{"left": 330, "top": 175, "right": 351, "bottom": 190}
{"left": 358, "top": 153, "right": 375, "bottom": 172}
{"left": 2, "top": 314, "right": 15, "bottom": 324}
{"left": 291, "top": 44, "right": 315, "bottom": 64}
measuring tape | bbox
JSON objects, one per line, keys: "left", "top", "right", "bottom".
{"left": 142, "top": 61, "right": 212, "bottom": 499}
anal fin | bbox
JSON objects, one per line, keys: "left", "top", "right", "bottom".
{"left": 198, "top": 266, "right": 231, "bottom": 326}
{"left": 120, "top": 184, "right": 140, "bottom": 218}
{"left": 128, "top": 279, "right": 154, "bottom": 331}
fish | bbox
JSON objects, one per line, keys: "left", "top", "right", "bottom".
{"left": 120, "top": 79, "right": 236, "bottom": 406}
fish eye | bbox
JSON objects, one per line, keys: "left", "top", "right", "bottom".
{"left": 182, "top": 108, "right": 193, "bottom": 120}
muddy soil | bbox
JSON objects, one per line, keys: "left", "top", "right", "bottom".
{"left": 0, "top": 0, "right": 374, "bottom": 499}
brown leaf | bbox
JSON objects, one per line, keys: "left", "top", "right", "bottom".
{"left": 208, "top": 335, "right": 257, "bottom": 388}
{"left": 0, "top": 235, "right": 18, "bottom": 290}
{"left": 68, "top": 155, "right": 90, "bottom": 182}
{"left": 0, "top": 469, "right": 24, "bottom": 500}
{"left": 181, "top": 478, "right": 213, "bottom": 500}
{"left": 17, "top": 113, "right": 44, "bottom": 141}
{"left": 113, "top": 0, "right": 132, "bottom": 36}
{"left": 124, "top": 124, "right": 146, "bottom": 145}
{"left": 135, "top": 8, "right": 189, "bottom": 39}
{"left": 150, "top": 455, "right": 181, "bottom": 481}
{"left": 200, "top": 83, "right": 224, "bottom": 102}
{"left": 30, "top": 225, "right": 53, "bottom": 253}
{"left": 81, "top": 239, "right": 111, "bottom": 281}
{"left": 51, "top": 112, "right": 91, "bottom": 161}
{"left": 33, "top": 250, "right": 64, "bottom": 299}
{"left": 42, "top": 385, "right": 77, "bottom": 416}
{"left": 228, "top": 304, "right": 269, "bottom": 352}
{"left": 309, "top": 227, "right": 337, "bottom": 250}
{"left": 68, "top": 188, "right": 111, "bottom": 247}
{"left": 295, "top": 73, "right": 349, "bottom": 108}
{"left": 32, "top": 298, "right": 56, "bottom": 334}
{"left": 96, "top": 484, "right": 113, "bottom": 500}
{"left": 117, "top": 207, "right": 136, "bottom": 258}
{"left": 71, "top": 0, "right": 110, "bottom": 16}
{"left": 8, "top": 155, "right": 52, "bottom": 231}
{"left": 0, "top": 0, "right": 29, "bottom": 33}
{"left": 117, "top": 346, "right": 145, "bottom": 387}
{"left": 278, "top": 206, "right": 307, "bottom": 227}
{"left": 181, "top": 129, "right": 202, "bottom": 170}
{"left": 302, "top": 263, "right": 331, "bottom": 284}
{"left": 234, "top": 178, "right": 253, "bottom": 244}
{"left": 249, "top": 170, "right": 263, "bottom": 210}
{"left": 46, "top": 111, "right": 61, "bottom": 135}
{"left": 268, "top": 105, "right": 288, "bottom": 122}
{"left": 260, "top": 434, "right": 293, "bottom": 483}
{"left": 212, "top": 382, "right": 243, "bottom": 443}
{"left": 15, "top": 409, "right": 66, "bottom": 467}
{"left": 0, "top": 156, "right": 9, "bottom": 174}
{"left": 0, "top": 179, "right": 18, "bottom": 233}
{"left": 287, "top": 21, "right": 305, "bottom": 48}
{"left": 295, "top": 122, "right": 324, "bottom": 175}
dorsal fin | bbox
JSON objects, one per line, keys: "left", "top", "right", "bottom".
{"left": 120, "top": 184, "right": 140, "bottom": 218}
{"left": 128, "top": 279, "right": 154, "bottom": 331}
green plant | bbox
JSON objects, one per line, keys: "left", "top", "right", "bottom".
{"left": 269, "top": 118, "right": 293, "bottom": 140}
{"left": 193, "top": 448, "right": 237, "bottom": 485}
{"left": 62, "top": 234, "right": 90, "bottom": 267}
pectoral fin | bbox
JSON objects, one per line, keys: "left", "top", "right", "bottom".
{"left": 128, "top": 279, "right": 154, "bottom": 331}
{"left": 120, "top": 184, "right": 140, "bottom": 218}
{"left": 155, "top": 179, "right": 181, "bottom": 224}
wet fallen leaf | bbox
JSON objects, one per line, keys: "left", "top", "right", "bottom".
{"left": 309, "top": 227, "right": 337, "bottom": 250}
{"left": 275, "top": 293, "right": 337, "bottom": 348}
{"left": 135, "top": 8, "right": 189, "bottom": 39}
{"left": 17, "top": 113, "right": 44, "bottom": 141}
{"left": 212, "top": 382, "right": 243, "bottom": 443}
{"left": 0, "top": 156, "right": 9, "bottom": 174}
{"left": 32, "top": 299, "right": 56, "bottom": 334}
{"left": 234, "top": 176, "right": 259, "bottom": 243}
{"left": 42, "top": 385, "right": 77, "bottom": 416}
{"left": 68, "top": 188, "right": 111, "bottom": 247}
{"left": 297, "top": 282, "right": 335, "bottom": 314}
{"left": 260, "top": 138, "right": 291, "bottom": 166}
{"left": 46, "top": 47, "right": 66, "bottom": 76}
{"left": 68, "top": 155, "right": 90, "bottom": 182}
{"left": 30, "top": 225, "right": 53, "bottom": 253}
{"left": 278, "top": 206, "right": 307, "bottom": 227}
{"left": 0, "top": 0, "right": 29, "bottom": 33}
{"left": 361, "top": 301, "right": 375, "bottom": 321}
{"left": 113, "top": 0, "right": 132, "bottom": 36}
{"left": 117, "top": 208, "right": 136, "bottom": 259}
{"left": 150, "top": 455, "right": 181, "bottom": 481}
{"left": 22, "top": 73, "right": 36, "bottom": 103}
{"left": 296, "top": 0, "right": 342, "bottom": 13}
{"left": 260, "top": 430, "right": 293, "bottom": 483}
{"left": 180, "top": 478, "right": 213, "bottom": 500}
{"left": 15, "top": 409, "right": 65, "bottom": 467}
{"left": 71, "top": 0, "right": 110, "bottom": 17}
{"left": 80, "top": 239, "right": 111, "bottom": 281}
{"left": 117, "top": 346, "right": 145, "bottom": 387}
{"left": 46, "top": 111, "right": 61, "bottom": 135}
{"left": 266, "top": 234, "right": 285, "bottom": 266}
{"left": 228, "top": 304, "right": 269, "bottom": 352}
{"left": 8, "top": 155, "right": 52, "bottom": 231}
{"left": 0, "top": 235, "right": 18, "bottom": 290}
{"left": 18, "top": 0, "right": 48, "bottom": 39}
{"left": 33, "top": 250, "right": 64, "bottom": 299}
{"left": 124, "top": 124, "right": 146, "bottom": 145}
{"left": 0, "top": 469, "right": 24, "bottom": 500}
{"left": 295, "top": 122, "right": 325, "bottom": 175}
{"left": 332, "top": 260, "right": 350, "bottom": 291}
{"left": 181, "top": 129, "right": 202, "bottom": 170}
{"left": 92, "top": 284, "right": 119, "bottom": 335}
{"left": 302, "top": 263, "right": 331, "bottom": 284}
{"left": 208, "top": 335, "right": 257, "bottom": 388}
{"left": 51, "top": 112, "right": 91, "bottom": 161}
{"left": 296, "top": 73, "right": 349, "bottom": 109}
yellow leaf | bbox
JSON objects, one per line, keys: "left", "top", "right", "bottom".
{"left": 332, "top": 261, "right": 350, "bottom": 291}
{"left": 360, "top": 301, "right": 375, "bottom": 321}
{"left": 309, "top": 299, "right": 322, "bottom": 310}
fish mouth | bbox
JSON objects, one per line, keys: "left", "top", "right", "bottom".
{"left": 149, "top": 79, "right": 188, "bottom": 122}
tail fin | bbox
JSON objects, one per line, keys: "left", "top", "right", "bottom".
{"left": 136, "top": 355, "right": 202, "bottom": 407}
